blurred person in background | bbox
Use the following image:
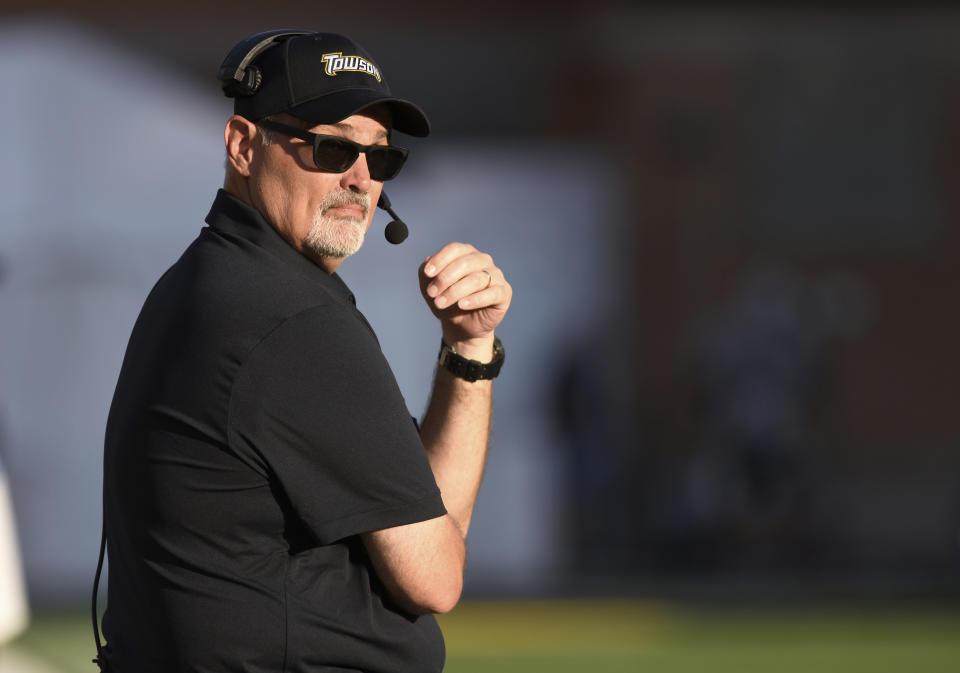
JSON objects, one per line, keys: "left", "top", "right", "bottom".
{"left": 0, "top": 263, "right": 29, "bottom": 653}
{"left": 0, "top": 446, "right": 30, "bottom": 651}
{"left": 98, "top": 30, "right": 511, "bottom": 673}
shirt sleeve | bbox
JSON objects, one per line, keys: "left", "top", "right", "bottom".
{"left": 228, "top": 304, "right": 446, "bottom": 545}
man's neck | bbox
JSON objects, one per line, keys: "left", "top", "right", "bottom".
{"left": 222, "top": 181, "right": 345, "bottom": 275}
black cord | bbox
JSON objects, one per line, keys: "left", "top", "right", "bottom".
{"left": 91, "top": 523, "right": 108, "bottom": 671}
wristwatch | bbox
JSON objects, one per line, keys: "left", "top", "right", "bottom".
{"left": 438, "top": 337, "right": 505, "bottom": 382}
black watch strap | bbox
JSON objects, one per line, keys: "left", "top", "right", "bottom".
{"left": 438, "top": 337, "right": 504, "bottom": 382}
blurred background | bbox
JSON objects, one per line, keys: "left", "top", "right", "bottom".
{"left": 1, "top": 2, "right": 959, "bottom": 672}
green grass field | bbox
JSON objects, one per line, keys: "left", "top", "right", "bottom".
{"left": 9, "top": 600, "right": 960, "bottom": 673}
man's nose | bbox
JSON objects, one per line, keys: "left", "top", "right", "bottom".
{"left": 340, "top": 151, "right": 372, "bottom": 192}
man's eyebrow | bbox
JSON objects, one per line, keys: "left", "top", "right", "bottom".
{"left": 331, "top": 120, "right": 390, "bottom": 142}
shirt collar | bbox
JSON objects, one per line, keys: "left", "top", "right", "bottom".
{"left": 204, "top": 189, "right": 356, "bottom": 305}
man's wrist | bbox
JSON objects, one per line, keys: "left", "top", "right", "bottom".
{"left": 438, "top": 336, "right": 504, "bottom": 382}
{"left": 440, "top": 333, "right": 495, "bottom": 363}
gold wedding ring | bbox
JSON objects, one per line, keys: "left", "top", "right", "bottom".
{"left": 481, "top": 269, "right": 492, "bottom": 288}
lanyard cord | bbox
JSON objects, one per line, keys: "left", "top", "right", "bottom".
{"left": 91, "top": 522, "right": 108, "bottom": 671}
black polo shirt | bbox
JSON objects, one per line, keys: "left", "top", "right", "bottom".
{"left": 102, "top": 190, "right": 447, "bottom": 673}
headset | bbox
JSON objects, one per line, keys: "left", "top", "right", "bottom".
{"left": 217, "top": 29, "right": 411, "bottom": 244}
{"left": 218, "top": 29, "right": 310, "bottom": 98}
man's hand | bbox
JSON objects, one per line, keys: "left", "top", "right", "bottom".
{"left": 419, "top": 243, "right": 512, "bottom": 360}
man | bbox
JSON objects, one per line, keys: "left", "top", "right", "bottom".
{"left": 100, "top": 30, "right": 511, "bottom": 673}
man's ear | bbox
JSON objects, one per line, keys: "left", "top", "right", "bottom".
{"left": 224, "top": 115, "right": 259, "bottom": 176}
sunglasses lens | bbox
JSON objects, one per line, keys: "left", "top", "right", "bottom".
{"left": 366, "top": 148, "right": 407, "bottom": 181}
{"left": 313, "top": 138, "right": 360, "bottom": 172}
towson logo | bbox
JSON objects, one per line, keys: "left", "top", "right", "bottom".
{"left": 321, "top": 53, "right": 382, "bottom": 82}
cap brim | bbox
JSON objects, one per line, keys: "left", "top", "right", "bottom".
{"left": 287, "top": 89, "right": 430, "bottom": 137}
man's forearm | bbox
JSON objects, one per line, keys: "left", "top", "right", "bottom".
{"left": 419, "top": 334, "right": 495, "bottom": 537}
{"left": 364, "top": 242, "right": 509, "bottom": 613}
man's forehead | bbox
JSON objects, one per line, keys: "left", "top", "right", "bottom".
{"left": 311, "top": 106, "right": 393, "bottom": 139}
{"left": 352, "top": 104, "right": 393, "bottom": 131}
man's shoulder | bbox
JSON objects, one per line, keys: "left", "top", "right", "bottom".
{"left": 166, "top": 227, "right": 339, "bottom": 316}
{"left": 128, "top": 227, "right": 354, "bottom": 381}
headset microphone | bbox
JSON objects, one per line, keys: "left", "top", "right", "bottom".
{"left": 378, "top": 192, "right": 409, "bottom": 244}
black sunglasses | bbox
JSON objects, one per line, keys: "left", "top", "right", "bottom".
{"left": 256, "top": 120, "right": 408, "bottom": 181}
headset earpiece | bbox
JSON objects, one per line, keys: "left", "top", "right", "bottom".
{"left": 218, "top": 29, "right": 311, "bottom": 98}
{"left": 222, "top": 65, "right": 263, "bottom": 98}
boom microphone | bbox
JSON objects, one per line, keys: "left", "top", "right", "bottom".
{"left": 377, "top": 192, "right": 409, "bottom": 244}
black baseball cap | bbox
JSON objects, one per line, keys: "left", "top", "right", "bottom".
{"left": 222, "top": 31, "right": 430, "bottom": 137}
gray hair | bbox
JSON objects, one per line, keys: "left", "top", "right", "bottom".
{"left": 256, "top": 124, "right": 276, "bottom": 146}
